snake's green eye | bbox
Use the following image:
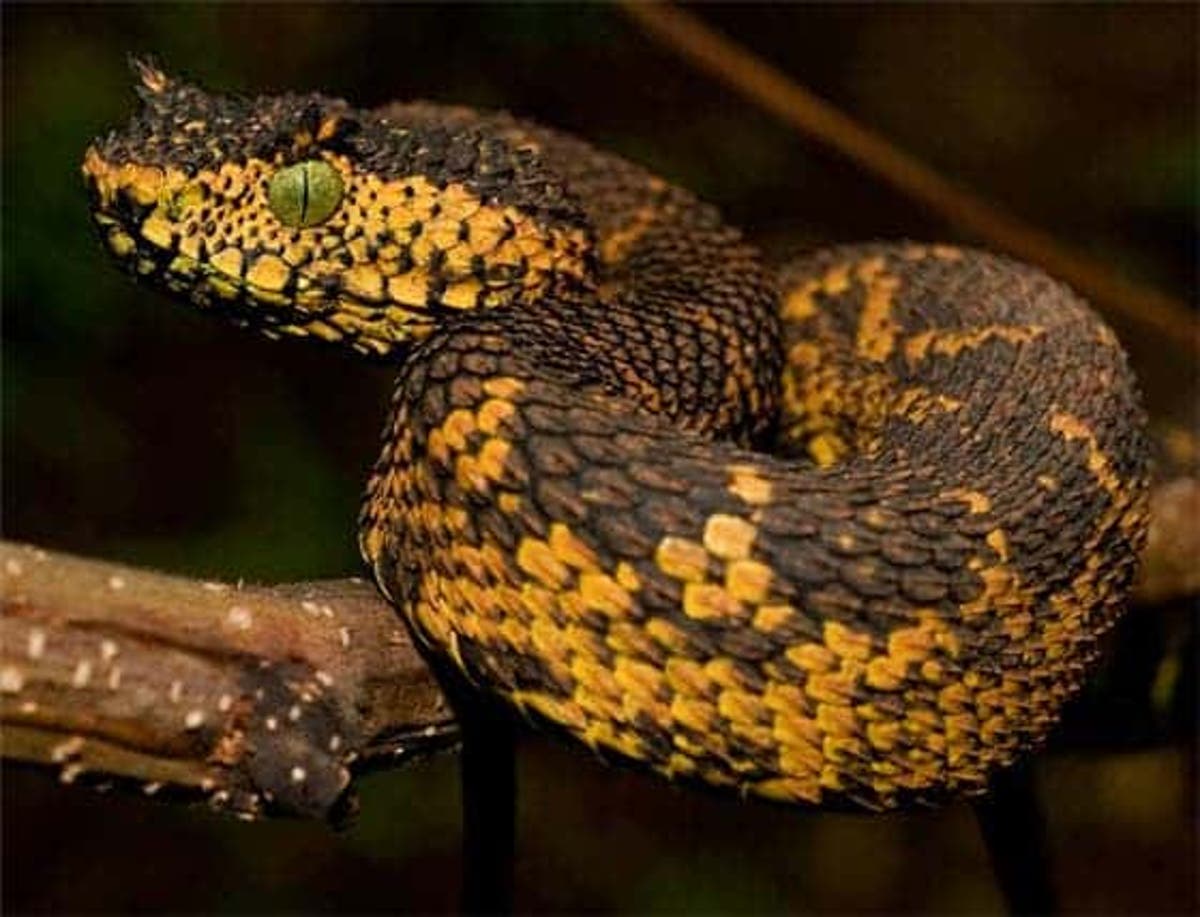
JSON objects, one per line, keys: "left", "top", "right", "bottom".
{"left": 267, "top": 159, "right": 344, "bottom": 227}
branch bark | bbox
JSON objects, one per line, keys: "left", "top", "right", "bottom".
{"left": 0, "top": 540, "right": 454, "bottom": 822}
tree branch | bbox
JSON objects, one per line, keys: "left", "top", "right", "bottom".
{"left": 0, "top": 540, "right": 455, "bottom": 822}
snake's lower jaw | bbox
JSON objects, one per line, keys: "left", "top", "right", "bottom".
{"left": 86, "top": 225, "right": 433, "bottom": 358}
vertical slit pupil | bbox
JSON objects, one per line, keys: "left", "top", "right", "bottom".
{"left": 300, "top": 165, "right": 310, "bottom": 224}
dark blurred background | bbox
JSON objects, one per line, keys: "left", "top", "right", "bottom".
{"left": 2, "top": 4, "right": 1195, "bottom": 914}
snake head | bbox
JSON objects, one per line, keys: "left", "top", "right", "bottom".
{"left": 82, "top": 58, "right": 593, "bottom": 357}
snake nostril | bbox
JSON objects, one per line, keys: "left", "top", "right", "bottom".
{"left": 113, "top": 193, "right": 153, "bottom": 226}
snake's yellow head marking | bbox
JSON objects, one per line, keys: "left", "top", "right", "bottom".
{"left": 83, "top": 58, "right": 592, "bottom": 357}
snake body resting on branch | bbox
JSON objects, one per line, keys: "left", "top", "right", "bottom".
{"left": 82, "top": 61, "right": 1148, "bottom": 811}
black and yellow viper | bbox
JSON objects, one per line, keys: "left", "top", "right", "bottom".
{"left": 82, "top": 61, "right": 1148, "bottom": 811}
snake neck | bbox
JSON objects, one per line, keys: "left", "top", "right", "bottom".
{"left": 473, "top": 287, "right": 783, "bottom": 450}
{"left": 412, "top": 105, "right": 787, "bottom": 448}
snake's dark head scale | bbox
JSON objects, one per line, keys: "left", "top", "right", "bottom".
{"left": 86, "top": 60, "right": 1150, "bottom": 811}
{"left": 82, "top": 58, "right": 591, "bottom": 356}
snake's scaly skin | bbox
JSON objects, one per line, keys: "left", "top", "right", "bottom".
{"left": 83, "top": 63, "right": 1148, "bottom": 810}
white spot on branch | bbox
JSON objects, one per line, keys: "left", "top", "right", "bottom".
{"left": 51, "top": 736, "right": 85, "bottom": 762}
{"left": 0, "top": 667, "right": 25, "bottom": 693}
{"left": 265, "top": 716, "right": 278, "bottom": 732}
{"left": 201, "top": 581, "right": 228, "bottom": 592}
{"left": 328, "top": 734, "right": 342, "bottom": 752}
{"left": 184, "top": 710, "right": 205, "bottom": 729}
{"left": 20, "top": 700, "right": 38, "bottom": 714}
{"left": 227, "top": 605, "right": 253, "bottom": 630}
{"left": 169, "top": 680, "right": 183, "bottom": 703}
{"left": 290, "top": 766, "right": 306, "bottom": 784}
{"left": 217, "top": 694, "right": 233, "bottom": 712}
{"left": 99, "top": 639, "right": 119, "bottom": 662}
{"left": 315, "top": 670, "right": 334, "bottom": 688}
{"left": 107, "top": 575, "right": 126, "bottom": 590}
{"left": 107, "top": 666, "right": 122, "bottom": 690}
{"left": 60, "top": 763, "right": 84, "bottom": 784}
{"left": 142, "top": 781, "right": 163, "bottom": 796}
{"left": 339, "top": 627, "right": 351, "bottom": 648}
{"left": 72, "top": 660, "right": 93, "bottom": 688}
{"left": 301, "top": 600, "right": 321, "bottom": 616}
{"left": 288, "top": 705, "right": 302, "bottom": 722}
{"left": 27, "top": 628, "right": 46, "bottom": 660}
{"left": 5, "top": 558, "right": 24, "bottom": 577}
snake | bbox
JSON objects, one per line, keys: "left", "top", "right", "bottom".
{"left": 82, "top": 60, "right": 1148, "bottom": 811}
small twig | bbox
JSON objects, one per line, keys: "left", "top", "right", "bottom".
{"left": 0, "top": 540, "right": 454, "bottom": 821}
{"left": 618, "top": 2, "right": 1199, "bottom": 353}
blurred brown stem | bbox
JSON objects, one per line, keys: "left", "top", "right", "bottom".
{"left": 0, "top": 540, "right": 454, "bottom": 821}
{"left": 618, "top": 2, "right": 1199, "bottom": 353}
{"left": 1139, "top": 475, "right": 1200, "bottom": 604}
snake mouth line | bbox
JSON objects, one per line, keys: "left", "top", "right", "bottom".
{"left": 88, "top": 209, "right": 435, "bottom": 356}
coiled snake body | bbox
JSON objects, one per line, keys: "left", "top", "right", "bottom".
{"left": 84, "top": 63, "right": 1148, "bottom": 810}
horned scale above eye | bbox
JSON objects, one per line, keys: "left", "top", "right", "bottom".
{"left": 85, "top": 65, "right": 1150, "bottom": 811}
{"left": 267, "top": 159, "right": 344, "bottom": 228}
